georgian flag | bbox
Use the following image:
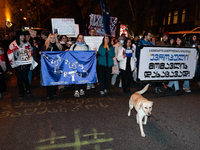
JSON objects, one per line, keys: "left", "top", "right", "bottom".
{"left": 7, "top": 40, "right": 38, "bottom": 70}
{"left": 0, "top": 48, "right": 6, "bottom": 72}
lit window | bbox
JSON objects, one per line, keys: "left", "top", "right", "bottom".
{"left": 168, "top": 12, "right": 171, "bottom": 25}
{"left": 163, "top": 17, "right": 166, "bottom": 25}
{"left": 173, "top": 11, "right": 178, "bottom": 24}
{"left": 182, "top": 9, "right": 186, "bottom": 23}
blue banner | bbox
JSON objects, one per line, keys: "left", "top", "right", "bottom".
{"left": 100, "top": 0, "right": 111, "bottom": 35}
{"left": 41, "top": 51, "right": 97, "bottom": 86}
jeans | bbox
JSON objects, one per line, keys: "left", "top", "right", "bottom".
{"left": 183, "top": 80, "right": 190, "bottom": 89}
{"left": 111, "top": 74, "right": 118, "bottom": 85}
{"left": 87, "top": 83, "right": 94, "bottom": 88}
{"left": 28, "top": 70, "right": 32, "bottom": 85}
{"left": 168, "top": 81, "right": 179, "bottom": 91}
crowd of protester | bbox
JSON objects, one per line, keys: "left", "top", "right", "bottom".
{"left": 0, "top": 29, "right": 200, "bottom": 100}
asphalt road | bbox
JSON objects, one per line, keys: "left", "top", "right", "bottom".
{"left": 0, "top": 74, "right": 200, "bottom": 150}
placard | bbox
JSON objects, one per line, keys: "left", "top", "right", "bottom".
{"left": 68, "top": 24, "right": 79, "bottom": 37}
{"left": 51, "top": 18, "right": 75, "bottom": 35}
{"left": 89, "top": 14, "right": 117, "bottom": 37}
{"left": 84, "top": 36, "right": 104, "bottom": 51}
{"left": 138, "top": 46, "right": 197, "bottom": 81}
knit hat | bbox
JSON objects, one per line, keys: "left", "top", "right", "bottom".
{"left": 163, "top": 32, "right": 169, "bottom": 37}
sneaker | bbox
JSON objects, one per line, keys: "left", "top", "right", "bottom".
{"left": 185, "top": 88, "right": 191, "bottom": 92}
{"left": 86, "top": 86, "right": 91, "bottom": 90}
{"left": 104, "top": 89, "right": 107, "bottom": 94}
{"left": 53, "top": 94, "right": 57, "bottom": 97}
{"left": 46, "top": 96, "right": 50, "bottom": 100}
{"left": 80, "top": 89, "right": 85, "bottom": 96}
{"left": 91, "top": 84, "right": 95, "bottom": 89}
{"left": 100, "top": 91, "right": 105, "bottom": 96}
{"left": 74, "top": 90, "right": 80, "bottom": 98}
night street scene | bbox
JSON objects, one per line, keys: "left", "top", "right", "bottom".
{"left": 0, "top": 0, "right": 200, "bottom": 150}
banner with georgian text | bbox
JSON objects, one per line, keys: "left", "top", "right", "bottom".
{"left": 41, "top": 51, "right": 97, "bottom": 86}
{"left": 138, "top": 46, "right": 197, "bottom": 81}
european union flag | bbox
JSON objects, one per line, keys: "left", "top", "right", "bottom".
{"left": 41, "top": 51, "right": 97, "bottom": 86}
{"left": 100, "top": 0, "right": 111, "bottom": 35}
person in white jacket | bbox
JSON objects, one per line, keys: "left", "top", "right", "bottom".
{"left": 70, "top": 34, "right": 92, "bottom": 98}
{"left": 117, "top": 38, "right": 137, "bottom": 93}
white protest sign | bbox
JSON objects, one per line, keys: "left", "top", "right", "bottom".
{"left": 68, "top": 24, "right": 79, "bottom": 37}
{"left": 84, "top": 36, "right": 104, "bottom": 51}
{"left": 27, "top": 29, "right": 37, "bottom": 38}
{"left": 138, "top": 46, "right": 197, "bottom": 81}
{"left": 51, "top": 18, "right": 75, "bottom": 35}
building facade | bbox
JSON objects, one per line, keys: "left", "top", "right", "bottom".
{"left": 144, "top": 0, "right": 200, "bottom": 36}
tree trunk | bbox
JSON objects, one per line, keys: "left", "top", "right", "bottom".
{"left": 129, "top": 0, "right": 139, "bottom": 34}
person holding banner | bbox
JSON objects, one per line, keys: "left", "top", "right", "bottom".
{"left": 136, "top": 31, "right": 152, "bottom": 90}
{"left": 167, "top": 37, "right": 184, "bottom": 94}
{"left": 155, "top": 32, "right": 170, "bottom": 93}
{"left": 98, "top": 36, "right": 115, "bottom": 96}
{"left": 59, "top": 35, "right": 70, "bottom": 51}
{"left": 86, "top": 28, "right": 96, "bottom": 90}
{"left": 70, "top": 34, "right": 92, "bottom": 98}
{"left": 42, "top": 33, "right": 63, "bottom": 99}
{"left": 117, "top": 38, "right": 136, "bottom": 93}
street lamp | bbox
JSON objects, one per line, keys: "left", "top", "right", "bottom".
{"left": 23, "top": 17, "right": 27, "bottom": 20}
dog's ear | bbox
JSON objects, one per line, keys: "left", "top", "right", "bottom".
{"left": 150, "top": 101, "right": 154, "bottom": 105}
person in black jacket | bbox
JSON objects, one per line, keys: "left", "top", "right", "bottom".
{"left": 42, "top": 33, "right": 63, "bottom": 99}
{"left": 59, "top": 35, "right": 70, "bottom": 51}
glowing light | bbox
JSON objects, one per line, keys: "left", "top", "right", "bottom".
{"left": 23, "top": 17, "right": 27, "bottom": 20}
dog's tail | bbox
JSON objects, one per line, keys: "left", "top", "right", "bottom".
{"left": 136, "top": 84, "right": 150, "bottom": 95}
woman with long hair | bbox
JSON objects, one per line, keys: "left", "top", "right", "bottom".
{"left": 98, "top": 36, "right": 115, "bottom": 96}
{"left": 70, "top": 34, "right": 92, "bottom": 98}
{"left": 59, "top": 35, "right": 70, "bottom": 51}
{"left": 7, "top": 31, "right": 33, "bottom": 99}
{"left": 117, "top": 38, "right": 137, "bottom": 93}
{"left": 167, "top": 37, "right": 184, "bottom": 94}
{"left": 58, "top": 35, "right": 70, "bottom": 91}
{"left": 42, "top": 33, "right": 63, "bottom": 99}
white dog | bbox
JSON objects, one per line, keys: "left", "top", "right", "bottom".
{"left": 128, "top": 84, "right": 153, "bottom": 137}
